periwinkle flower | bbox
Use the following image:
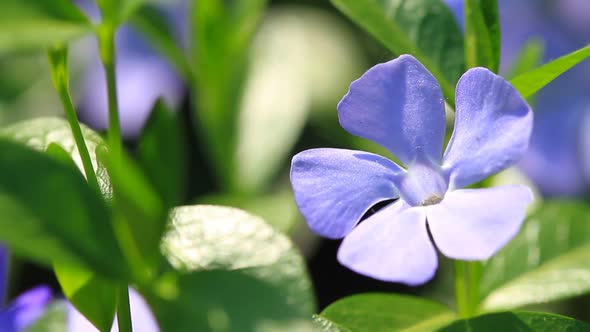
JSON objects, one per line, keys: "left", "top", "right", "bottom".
{"left": 0, "top": 247, "right": 51, "bottom": 331}
{"left": 290, "top": 55, "right": 534, "bottom": 285}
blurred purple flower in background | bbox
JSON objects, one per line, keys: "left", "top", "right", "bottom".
{"left": 445, "top": 0, "right": 590, "bottom": 197}
{"left": 290, "top": 55, "right": 533, "bottom": 285}
{"left": 68, "top": 288, "right": 159, "bottom": 332}
{"left": 75, "top": 0, "right": 185, "bottom": 139}
{"left": 0, "top": 247, "right": 51, "bottom": 332}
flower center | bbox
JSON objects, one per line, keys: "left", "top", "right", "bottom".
{"left": 421, "top": 194, "right": 443, "bottom": 206}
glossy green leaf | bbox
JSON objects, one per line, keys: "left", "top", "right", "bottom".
{"left": 26, "top": 300, "right": 68, "bottom": 332}
{"left": 0, "top": 139, "right": 127, "bottom": 279}
{"left": 510, "top": 44, "right": 590, "bottom": 99}
{"left": 197, "top": 187, "right": 301, "bottom": 234}
{"left": 54, "top": 263, "right": 118, "bottom": 332}
{"left": 190, "top": 0, "right": 268, "bottom": 188}
{"left": 330, "top": 0, "right": 464, "bottom": 101}
{"left": 138, "top": 99, "right": 186, "bottom": 211}
{"left": 480, "top": 201, "right": 590, "bottom": 310}
{"left": 0, "top": 117, "right": 112, "bottom": 198}
{"left": 317, "top": 293, "right": 455, "bottom": 332}
{"left": 130, "top": 4, "right": 192, "bottom": 81}
{"left": 464, "top": 0, "right": 495, "bottom": 70}
{"left": 161, "top": 205, "right": 316, "bottom": 315}
{"left": 438, "top": 311, "right": 590, "bottom": 331}
{"left": 505, "top": 39, "right": 544, "bottom": 80}
{"left": 0, "top": 0, "right": 91, "bottom": 53}
{"left": 147, "top": 270, "right": 317, "bottom": 332}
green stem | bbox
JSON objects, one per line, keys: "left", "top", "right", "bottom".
{"left": 117, "top": 286, "right": 133, "bottom": 332}
{"left": 47, "top": 47, "right": 100, "bottom": 192}
{"left": 98, "top": 24, "right": 123, "bottom": 157}
{"left": 454, "top": 260, "right": 481, "bottom": 318}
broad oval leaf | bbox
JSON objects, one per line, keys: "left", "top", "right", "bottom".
{"left": 0, "top": 117, "right": 112, "bottom": 198}
{"left": 480, "top": 200, "right": 590, "bottom": 310}
{"left": 0, "top": 0, "right": 92, "bottom": 53}
{"left": 0, "top": 139, "right": 128, "bottom": 279}
{"left": 147, "top": 270, "right": 318, "bottom": 332}
{"left": 161, "top": 205, "right": 316, "bottom": 315}
{"left": 330, "top": 0, "right": 464, "bottom": 100}
{"left": 438, "top": 311, "right": 590, "bottom": 332}
{"left": 317, "top": 293, "right": 455, "bottom": 332}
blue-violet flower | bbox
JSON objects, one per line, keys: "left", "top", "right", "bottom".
{"left": 290, "top": 55, "right": 534, "bottom": 285}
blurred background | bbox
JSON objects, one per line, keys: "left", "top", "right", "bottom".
{"left": 1, "top": 0, "right": 590, "bottom": 321}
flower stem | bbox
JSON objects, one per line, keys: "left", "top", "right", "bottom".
{"left": 454, "top": 260, "right": 481, "bottom": 318}
{"left": 117, "top": 286, "right": 133, "bottom": 332}
{"left": 47, "top": 46, "right": 100, "bottom": 192}
{"left": 98, "top": 24, "right": 123, "bottom": 157}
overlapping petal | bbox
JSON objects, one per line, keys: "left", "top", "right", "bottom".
{"left": 443, "top": 68, "right": 532, "bottom": 189}
{"left": 337, "top": 202, "right": 436, "bottom": 285}
{"left": 291, "top": 148, "right": 402, "bottom": 239}
{"left": 427, "top": 186, "right": 533, "bottom": 260}
{"left": 337, "top": 55, "right": 446, "bottom": 166}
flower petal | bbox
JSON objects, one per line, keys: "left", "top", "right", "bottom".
{"left": 338, "top": 55, "right": 446, "bottom": 165}
{"left": 427, "top": 185, "right": 533, "bottom": 260}
{"left": 443, "top": 68, "right": 532, "bottom": 189}
{"left": 337, "top": 202, "right": 437, "bottom": 285}
{"left": 291, "top": 148, "right": 401, "bottom": 239}
{"left": 0, "top": 286, "right": 51, "bottom": 332}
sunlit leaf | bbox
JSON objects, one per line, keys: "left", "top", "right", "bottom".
{"left": 480, "top": 201, "right": 590, "bottom": 310}
{"left": 438, "top": 311, "right": 590, "bottom": 331}
{"left": 317, "top": 293, "right": 455, "bottom": 332}
{"left": 161, "top": 205, "right": 316, "bottom": 315}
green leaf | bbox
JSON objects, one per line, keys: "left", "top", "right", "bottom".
{"left": 54, "top": 263, "right": 118, "bottom": 332}
{"left": 317, "top": 293, "right": 455, "bottom": 332}
{"left": 147, "top": 270, "right": 318, "bottom": 332}
{"left": 0, "top": 117, "right": 112, "bottom": 199}
{"left": 464, "top": 0, "right": 495, "bottom": 70}
{"left": 190, "top": 0, "right": 268, "bottom": 188}
{"left": 129, "top": 5, "right": 192, "bottom": 82}
{"left": 161, "top": 205, "right": 316, "bottom": 315}
{"left": 505, "top": 39, "right": 544, "bottom": 80}
{"left": 98, "top": 147, "right": 164, "bottom": 274}
{"left": 480, "top": 201, "right": 590, "bottom": 310}
{"left": 97, "top": 0, "right": 145, "bottom": 26}
{"left": 478, "top": 0, "right": 500, "bottom": 71}
{"left": 438, "top": 311, "right": 590, "bottom": 331}
{"left": 510, "top": 44, "right": 590, "bottom": 99}
{"left": 138, "top": 99, "right": 186, "bottom": 211}
{"left": 0, "top": 139, "right": 128, "bottom": 279}
{"left": 197, "top": 187, "right": 301, "bottom": 234}
{"left": 329, "top": 0, "right": 464, "bottom": 101}
{"left": 0, "top": 0, "right": 92, "bottom": 53}
{"left": 26, "top": 300, "right": 68, "bottom": 332}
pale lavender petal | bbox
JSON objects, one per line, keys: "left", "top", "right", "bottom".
{"left": 0, "top": 286, "right": 51, "bottom": 332}
{"left": 337, "top": 55, "right": 446, "bottom": 166}
{"left": 68, "top": 288, "right": 159, "bottom": 332}
{"left": 337, "top": 202, "right": 437, "bottom": 285}
{"left": 443, "top": 68, "right": 532, "bottom": 189}
{"left": 291, "top": 148, "right": 401, "bottom": 239}
{"left": 427, "top": 186, "right": 533, "bottom": 260}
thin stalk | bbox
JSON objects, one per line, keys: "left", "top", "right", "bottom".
{"left": 47, "top": 47, "right": 100, "bottom": 192}
{"left": 117, "top": 286, "right": 133, "bottom": 332}
{"left": 98, "top": 24, "right": 123, "bottom": 157}
{"left": 454, "top": 260, "right": 481, "bottom": 318}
